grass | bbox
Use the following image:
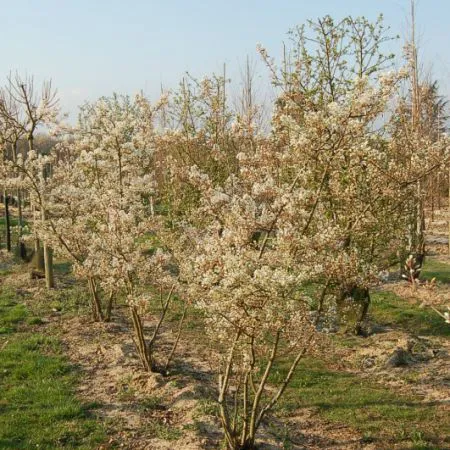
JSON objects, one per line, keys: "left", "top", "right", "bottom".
{"left": 0, "top": 288, "right": 27, "bottom": 335}
{"left": 0, "top": 286, "right": 106, "bottom": 449}
{"left": 148, "top": 422, "right": 182, "bottom": 441}
{"left": 0, "top": 216, "right": 22, "bottom": 231}
{"left": 270, "top": 257, "right": 450, "bottom": 447}
{"left": 0, "top": 216, "right": 29, "bottom": 252}
{"left": 53, "top": 260, "right": 73, "bottom": 275}
{"left": 274, "top": 357, "right": 449, "bottom": 449}
{"left": 371, "top": 290, "right": 450, "bottom": 337}
{"left": 421, "top": 258, "right": 450, "bottom": 284}
{"left": 359, "top": 256, "right": 450, "bottom": 337}
{"left": 27, "top": 282, "right": 95, "bottom": 319}
{"left": 138, "top": 395, "right": 165, "bottom": 412}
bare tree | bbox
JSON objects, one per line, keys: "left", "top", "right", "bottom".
{"left": 0, "top": 83, "right": 27, "bottom": 257}
{"left": 0, "top": 73, "right": 59, "bottom": 288}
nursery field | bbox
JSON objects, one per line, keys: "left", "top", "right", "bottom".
{"left": 0, "top": 244, "right": 448, "bottom": 449}
{"left": 1, "top": 9, "right": 450, "bottom": 450}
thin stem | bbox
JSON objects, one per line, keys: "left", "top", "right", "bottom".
{"left": 163, "top": 303, "right": 187, "bottom": 372}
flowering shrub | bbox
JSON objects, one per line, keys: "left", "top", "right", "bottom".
{"left": 1, "top": 14, "right": 449, "bottom": 450}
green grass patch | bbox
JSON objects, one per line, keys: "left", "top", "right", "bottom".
{"left": 0, "top": 216, "right": 29, "bottom": 252}
{"left": 0, "top": 288, "right": 27, "bottom": 335}
{"left": 53, "top": 261, "right": 73, "bottom": 275}
{"left": 137, "top": 395, "right": 165, "bottom": 412}
{"left": 32, "top": 284, "right": 94, "bottom": 319}
{"left": 274, "top": 358, "right": 449, "bottom": 448}
{"left": 421, "top": 258, "right": 450, "bottom": 284}
{"left": 26, "top": 316, "right": 44, "bottom": 325}
{"left": 0, "top": 267, "right": 13, "bottom": 276}
{"left": 148, "top": 421, "right": 182, "bottom": 441}
{"left": 0, "top": 216, "right": 22, "bottom": 228}
{"left": 0, "top": 288, "right": 106, "bottom": 449}
{"left": 371, "top": 290, "right": 450, "bottom": 337}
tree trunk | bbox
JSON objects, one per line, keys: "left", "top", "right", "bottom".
{"left": 41, "top": 209, "right": 54, "bottom": 288}
{"left": 448, "top": 166, "right": 450, "bottom": 255}
{"left": 337, "top": 285, "right": 370, "bottom": 335}
{"left": 17, "top": 189, "right": 26, "bottom": 259}
{"left": 431, "top": 177, "right": 435, "bottom": 222}
{"left": 88, "top": 277, "right": 104, "bottom": 322}
{"left": 3, "top": 190, "right": 11, "bottom": 252}
{"left": 354, "top": 289, "right": 371, "bottom": 336}
{"left": 43, "top": 242, "right": 54, "bottom": 288}
{"left": 32, "top": 202, "right": 43, "bottom": 266}
{"left": 105, "top": 292, "right": 114, "bottom": 322}
{"left": 437, "top": 172, "right": 441, "bottom": 209}
{"left": 417, "top": 180, "right": 425, "bottom": 261}
{"left": 150, "top": 196, "right": 155, "bottom": 217}
{"left": 130, "top": 305, "right": 152, "bottom": 371}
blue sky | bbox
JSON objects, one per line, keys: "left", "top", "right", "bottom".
{"left": 0, "top": 0, "right": 448, "bottom": 119}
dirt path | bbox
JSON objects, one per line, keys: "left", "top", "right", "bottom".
{"left": 50, "top": 312, "right": 373, "bottom": 449}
